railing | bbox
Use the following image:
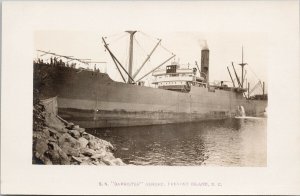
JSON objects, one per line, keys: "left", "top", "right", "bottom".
{"left": 190, "top": 81, "right": 207, "bottom": 88}
{"left": 152, "top": 76, "right": 194, "bottom": 83}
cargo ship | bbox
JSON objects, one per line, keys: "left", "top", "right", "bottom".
{"left": 34, "top": 31, "right": 268, "bottom": 128}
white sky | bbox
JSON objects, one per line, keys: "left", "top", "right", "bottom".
{"left": 35, "top": 31, "right": 268, "bottom": 93}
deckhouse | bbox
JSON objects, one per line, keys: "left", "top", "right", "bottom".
{"left": 152, "top": 62, "right": 207, "bottom": 92}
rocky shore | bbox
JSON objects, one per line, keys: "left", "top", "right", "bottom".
{"left": 32, "top": 96, "right": 125, "bottom": 166}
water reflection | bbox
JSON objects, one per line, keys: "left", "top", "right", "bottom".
{"left": 87, "top": 118, "right": 267, "bottom": 166}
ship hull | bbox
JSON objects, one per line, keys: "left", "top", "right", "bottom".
{"left": 35, "top": 64, "right": 268, "bottom": 128}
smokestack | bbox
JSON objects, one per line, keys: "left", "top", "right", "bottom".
{"left": 201, "top": 42, "right": 209, "bottom": 84}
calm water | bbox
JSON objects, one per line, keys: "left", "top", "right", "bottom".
{"left": 87, "top": 118, "right": 267, "bottom": 166}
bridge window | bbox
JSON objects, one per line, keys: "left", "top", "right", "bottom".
{"left": 166, "top": 65, "right": 177, "bottom": 73}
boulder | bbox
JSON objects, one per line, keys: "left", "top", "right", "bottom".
{"left": 92, "top": 161, "right": 101, "bottom": 165}
{"left": 58, "top": 133, "right": 80, "bottom": 147}
{"left": 72, "top": 125, "right": 85, "bottom": 134}
{"left": 81, "top": 148, "right": 96, "bottom": 157}
{"left": 58, "top": 133, "right": 81, "bottom": 157}
{"left": 82, "top": 133, "right": 94, "bottom": 141}
{"left": 102, "top": 158, "right": 115, "bottom": 166}
{"left": 48, "top": 128, "right": 59, "bottom": 139}
{"left": 60, "top": 144, "right": 80, "bottom": 157}
{"left": 66, "top": 122, "right": 74, "bottom": 130}
{"left": 75, "top": 127, "right": 85, "bottom": 134}
{"left": 48, "top": 137, "right": 57, "bottom": 142}
{"left": 80, "top": 160, "right": 93, "bottom": 165}
{"left": 91, "top": 150, "right": 106, "bottom": 160}
{"left": 113, "top": 158, "right": 125, "bottom": 166}
{"left": 33, "top": 129, "right": 50, "bottom": 140}
{"left": 43, "top": 157, "right": 53, "bottom": 165}
{"left": 97, "top": 161, "right": 107, "bottom": 166}
{"left": 88, "top": 139, "right": 100, "bottom": 150}
{"left": 33, "top": 138, "right": 49, "bottom": 159}
{"left": 72, "top": 156, "right": 90, "bottom": 163}
{"left": 47, "top": 142, "right": 70, "bottom": 165}
{"left": 68, "top": 129, "right": 81, "bottom": 139}
{"left": 95, "top": 138, "right": 115, "bottom": 151}
{"left": 42, "top": 128, "right": 51, "bottom": 138}
{"left": 78, "top": 137, "right": 89, "bottom": 148}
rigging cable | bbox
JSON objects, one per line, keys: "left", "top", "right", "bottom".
{"left": 159, "top": 43, "right": 174, "bottom": 55}
{"left": 139, "top": 31, "right": 174, "bottom": 55}
{"left": 246, "top": 63, "right": 261, "bottom": 82}
{"left": 139, "top": 31, "right": 160, "bottom": 42}
{"left": 107, "top": 33, "right": 128, "bottom": 47}
{"left": 134, "top": 37, "right": 147, "bottom": 57}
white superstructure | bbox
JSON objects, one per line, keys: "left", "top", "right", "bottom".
{"left": 152, "top": 62, "right": 206, "bottom": 92}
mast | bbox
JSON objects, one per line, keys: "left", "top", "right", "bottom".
{"left": 239, "top": 46, "right": 247, "bottom": 88}
{"left": 126, "top": 31, "right": 137, "bottom": 83}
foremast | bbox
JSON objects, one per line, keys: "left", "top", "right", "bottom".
{"left": 102, "top": 31, "right": 175, "bottom": 85}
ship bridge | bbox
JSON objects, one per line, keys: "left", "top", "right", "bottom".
{"left": 152, "top": 62, "right": 206, "bottom": 92}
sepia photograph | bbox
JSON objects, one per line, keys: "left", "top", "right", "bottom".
{"left": 33, "top": 31, "right": 268, "bottom": 166}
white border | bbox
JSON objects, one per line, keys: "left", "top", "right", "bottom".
{"left": 1, "top": 1, "right": 300, "bottom": 195}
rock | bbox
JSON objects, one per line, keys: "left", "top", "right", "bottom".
{"left": 92, "top": 161, "right": 101, "bottom": 165}
{"left": 60, "top": 144, "right": 80, "bottom": 157}
{"left": 43, "top": 157, "right": 53, "bottom": 165}
{"left": 33, "top": 138, "right": 49, "bottom": 159}
{"left": 88, "top": 139, "right": 100, "bottom": 150}
{"left": 81, "top": 148, "right": 96, "bottom": 156}
{"left": 66, "top": 122, "right": 74, "bottom": 130}
{"left": 33, "top": 129, "right": 50, "bottom": 140}
{"left": 68, "top": 129, "right": 80, "bottom": 139}
{"left": 58, "top": 133, "right": 81, "bottom": 156}
{"left": 91, "top": 150, "right": 106, "bottom": 160}
{"left": 47, "top": 142, "right": 70, "bottom": 164}
{"left": 72, "top": 156, "right": 89, "bottom": 163}
{"left": 82, "top": 133, "right": 94, "bottom": 141}
{"left": 72, "top": 125, "right": 85, "bottom": 134}
{"left": 48, "top": 128, "right": 59, "bottom": 140}
{"left": 80, "top": 160, "right": 93, "bottom": 165}
{"left": 102, "top": 158, "right": 116, "bottom": 166}
{"left": 95, "top": 138, "right": 115, "bottom": 151}
{"left": 113, "top": 158, "right": 125, "bottom": 166}
{"left": 78, "top": 137, "right": 89, "bottom": 148}
{"left": 48, "top": 137, "right": 57, "bottom": 142}
{"left": 58, "top": 133, "right": 80, "bottom": 147}
{"left": 97, "top": 161, "right": 107, "bottom": 165}
{"left": 33, "top": 98, "right": 126, "bottom": 166}
{"left": 42, "top": 128, "right": 51, "bottom": 138}
{"left": 48, "top": 128, "right": 58, "bottom": 135}
{"left": 75, "top": 127, "right": 85, "bottom": 134}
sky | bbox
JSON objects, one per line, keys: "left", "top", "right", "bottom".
{"left": 35, "top": 31, "right": 268, "bottom": 94}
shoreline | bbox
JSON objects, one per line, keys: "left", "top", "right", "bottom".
{"left": 32, "top": 96, "right": 125, "bottom": 165}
